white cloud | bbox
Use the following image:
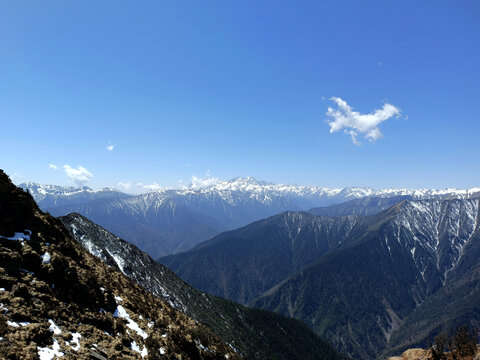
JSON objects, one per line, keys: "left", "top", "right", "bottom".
{"left": 326, "top": 97, "right": 400, "bottom": 145}
{"left": 190, "top": 173, "right": 221, "bottom": 189}
{"left": 106, "top": 142, "right": 114, "bottom": 151}
{"left": 117, "top": 181, "right": 134, "bottom": 191}
{"left": 63, "top": 165, "right": 93, "bottom": 186}
{"left": 117, "top": 172, "right": 221, "bottom": 194}
{"left": 137, "top": 182, "right": 163, "bottom": 192}
{"left": 48, "top": 164, "right": 58, "bottom": 170}
{"left": 116, "top": 181, "right": 164, "bottom": 194}
{"left": 10, "top": 172, "right": 25, "bottom": 184}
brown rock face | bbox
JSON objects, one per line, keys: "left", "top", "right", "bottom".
{"left": 0, "top": 170, "right": 242, "bottom": 359}
{"left": 389, "top": 347, "right": 480, "bottom": 360}
{"left": 401, "top": 348, "right": 429, "bottom": 360}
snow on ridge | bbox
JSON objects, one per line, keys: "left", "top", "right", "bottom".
{"left": 81, "top": 238, "right": 105, "bottom": 259}
{"left": 20, "top": 178, "right": 479, "bottom": 201}
{"left": 106, "top": 249, "right": 126, "bottom": 274}
{"left": 166, "top": 178, "right": 479, "bottom": 202}
{"left": 19, "top": 182, "right": 123, "bottom": 200}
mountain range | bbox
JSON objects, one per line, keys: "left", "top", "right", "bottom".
{"left": 20, "top": 179, "right": 480, "bottom": 258}
{"left": 7, "top": 172, "right": 480, "bottom": 359}
{"left": 160, "top": 197, "right": 480, "bottom": 359}
{"left": 1, "top": 170, "right": 347, "bottom": 360}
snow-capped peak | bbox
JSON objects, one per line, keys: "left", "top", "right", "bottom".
{"left": 20, "top": 182, "right": 122, "bottom": 197}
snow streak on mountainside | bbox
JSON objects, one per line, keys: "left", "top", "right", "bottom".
{"left": 385, "top": 199, "right": 480, "bottom": 290}
{"left": 253, "top": 198, "right": 480, "bottom": 359}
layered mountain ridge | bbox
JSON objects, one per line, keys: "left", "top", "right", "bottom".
{"left": 161, "top": 197, "right": 480, "bottom": 359}
{"left": 20, "top": 179, "right": 480, "bottom": 258}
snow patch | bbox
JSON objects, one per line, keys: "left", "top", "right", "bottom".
{"left": 0, "top": 303, "right": 8, "bottom": 315}
{"left": 70, "top": 332, "right": 81, "bottom": 351}
{"left": 113, "top": 305, "right": 148, "bottom": 339}
{"left": 48, "top": 319, "right": 62, "bottom": 335}
{"left": 41, "top": 252, "right": 51, "bottom": 264}
{"left": 37, "top": 339, "right": 64, "bottom": 360}
{"left": 131, "top": 341, "right": 148, "bottom": 358}
{"left": 6, "top": 320, "right": 30, "bottom": 327}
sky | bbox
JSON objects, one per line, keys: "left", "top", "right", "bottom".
{"left": 1, "top": 0, "right": 479, "bottom": 192}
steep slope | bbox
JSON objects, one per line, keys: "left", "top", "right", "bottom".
{"left": 253, "top": 199, "right": 480, "bottom": 359}
{"left": 160, "top": 212, "right": 366, "bottom": 305}
{"left": 0, "top": 170, "right": 241, "bottom": 360}
{"left": 161, "top": 198, "right": 480, "bottom": 359}
{"left": 384, "top": 225, "right": 480, "bottom": 358}
{"left": 309, "top": 196, "right": 411, "bottom": 217}
{"left": 59, "top": 212, "right": 345, "bottom": 360}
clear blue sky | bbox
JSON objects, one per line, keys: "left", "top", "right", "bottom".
{"left": 1, "top": 0, "right": 479, "bottom": 190}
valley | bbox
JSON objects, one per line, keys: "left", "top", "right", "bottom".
{"left": 3, "top": 172, "right": 479, "bottom": 359}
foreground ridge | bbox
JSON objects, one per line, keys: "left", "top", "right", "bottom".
{"left": 0, "top": 169, "right": 241, "bottom": 359}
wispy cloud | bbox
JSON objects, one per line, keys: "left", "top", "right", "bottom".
{"left": 48, "top": 164, "right": 58, "bottom": 170}
{"left": 106, "top": 142, "right": 114, "bottom": 151}
{"left": 326, "top": 97, "right": 401, "bottom": 145}
{"left": 63, "top": 165, "right": 93, "bottom": 186}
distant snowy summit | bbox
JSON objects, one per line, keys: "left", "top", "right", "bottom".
{"left": 20, "top": 177, "right": 480, "bottom": 205}
{"left": 19, "top": 181, "right": 130, "bottom": 209}
{"left": 20, "top": 181, "right": 121, "bottom": 197}
{"left": 173, "top": 176, "right": 480, "bottom": 200}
